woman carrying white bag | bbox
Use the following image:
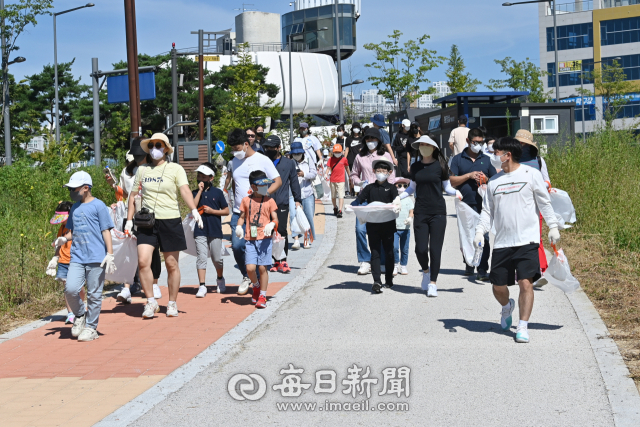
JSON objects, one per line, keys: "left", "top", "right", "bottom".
{"left": 290, "top": 141, "right": 317, "bottom": 249}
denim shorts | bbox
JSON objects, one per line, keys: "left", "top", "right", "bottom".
{"left": 56, "top": 262, "right": 70, "bottom": 280}
{"left": 245, "top": 239, "right": 273, "bottom": 267}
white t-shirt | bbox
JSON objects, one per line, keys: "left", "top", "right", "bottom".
{"left": 230, "top": 152, "right": 280, "bottom": 213}
{"left": 119, "top": 166, "right": 138, "bottom": 198}
{"left": 294, "top": 135, "right": 322, "bottom": 165}
{"left": 448, "top": 126, "right": 470, "bottom": 156}
{"left": 477, "top": 165, "right": 558, "bottom": 249}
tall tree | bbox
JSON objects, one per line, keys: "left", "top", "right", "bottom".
{"left": 445, "top": 45, "right": 481, "bottom": 93}
{"left": 487, "top": 57, "right": 551, "bottom": 103}
{"left": 577, "top": 61, "right": 640, "bottom": 128}
{"left": 0, "top": 0, "right": 53, "bottom": 129}
{"left": 363, "top": 30, "right": 445, "bottom": 113}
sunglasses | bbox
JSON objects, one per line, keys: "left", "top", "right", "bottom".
{"left": 396, "top": 184, "right": 408, "bottom": 188}
{"left": 247, "top": 134, "right": 256, "bottom": 138}
{"left": 147, "top": 142, "right": 164, "bottom": 150}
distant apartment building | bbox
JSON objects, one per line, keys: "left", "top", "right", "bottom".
{"left": 539, "top": 0, "right": 640, "bottom": 132}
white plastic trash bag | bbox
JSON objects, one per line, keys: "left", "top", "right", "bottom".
{"left": 110, "top": 201, "right": 127, "bottom": 229}
{"left": 295, "top": 206, "right": 311, "bottom": 234}
{"left": 542, "top": 247, "right": 580, "bottom": 293}
{"left": 106, "top": 230, "right": 138, "bottom": 284}
{"left": 346, "top": 202, "right": 399, "bottom": 224}
{"left": 272, "top": 232, "right": 286, "bottom": 261}
{"left": 182, "top": 214, "right": 197, "bottom": 257}
{"left": 455, "top": 199, "right": 481, "bottom": 265}
{"left": 322, "top": 178, "right": 331, "bottom": 202}
{"left": 549, "top": 188, "right": 576, "bottom": 224}
{"left": 221, "top": 240, "right": 230, "bottom": 256}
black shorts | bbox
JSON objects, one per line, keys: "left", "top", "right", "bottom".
{"left": 276, "top": 206, "right": 289, "bottom": 237}
{"left": 135, "top": 218, "right": 187, "bottom": 253}
{"left": 490, "top": 243, "right": 541, "bottom": 286}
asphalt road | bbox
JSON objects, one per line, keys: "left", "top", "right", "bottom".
{"left": 132, "top": 197, "right": 614, "bottom": 427}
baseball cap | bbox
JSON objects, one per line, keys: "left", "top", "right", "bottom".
{"left": 262, "top": 135, "right": 282, "bottom": 147}
{"left": 195, "top": 164, "right": 215, "bottom": 176}
{"left": 332, "top": 144, "right": 343, "bottom": 153}
{"left": 402, "top": 119, "right": 411, "bottom": 128}
{"left": 63, "top": 171, "right": 93, "bottom": 189}
{"left": 299, "top": 122, "right": 309, "bottom": 128}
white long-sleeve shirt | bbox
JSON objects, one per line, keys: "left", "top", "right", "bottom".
{"left": 476, "top": 164, "right": 558, "bottom": 249}
{"left": 295, "top": 157, "right": 317, "bottom": 199}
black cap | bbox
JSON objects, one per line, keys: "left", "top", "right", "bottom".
{"left": 262, "top": 135, "right": 282, "bottom": 148}
{"left": 130, "top": 138, "right": 146, "bottom": 156}
{"left": 363, "top": 127, "right": 381, "bottom": 141}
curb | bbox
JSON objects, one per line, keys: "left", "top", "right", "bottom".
{"left": 565, "top": 288, "right": 640, "bottom": 427}
{"left": 95, "top": 202, "right": 338, "bottom": 427}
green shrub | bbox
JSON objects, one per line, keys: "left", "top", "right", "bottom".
{"left": 546, "top": 129, "right": 640, "bottom": 251}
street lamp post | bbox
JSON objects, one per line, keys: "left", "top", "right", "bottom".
{"left": 2, "top": 54, "right": 25, "bottom": 166}
{"left": 341, "top": 79, "right": 364, "bottom": 123}
{"left": 503, "top": 0, "right": 559, "bottom": 101}
{"left": 334, "top": 0, "right": 344, "bottom": 124}
{"left": 288, "top": 25, "right": 304, "bottom": 145}
{"left": 578, "top": 57, "right": 621, "bottom": 141}
{"left": 54, "top": 3, "right": 94, "bottom": 144}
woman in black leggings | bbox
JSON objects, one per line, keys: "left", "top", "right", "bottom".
{"left": 400, "top": 135, "right": 455, "bottom": 297}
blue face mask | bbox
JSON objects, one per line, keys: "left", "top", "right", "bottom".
{"left": 256, "top": 185, "right": 269, "bottom": 196}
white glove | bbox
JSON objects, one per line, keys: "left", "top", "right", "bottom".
{"left": 46, "top": 256, "right": 59, "bottom": 276}
{"left": 473, "top": 232, "right": 485, "bottom": 248}
{"left": 191, "top": 209, "right": 204, "bottom": 229}
{"left": 392, "top": 196, "right": 402, "bottom": 214}
{"left": 264, "top": 222, "right": 276, "bottom": 237}
{"left": 455, "top": 190, "right": 463, "bottom": 201}
{"left": 101, "top": 253, "right": 116, "bottom": 275}
{"left": 235, "top": 225, "right": 244, "bottom": 239}
{"left": 53, "top": 237, "right": 67, "bottom": 248}
{"left": 404, "top": 216, "right": 413, "bottom": 227}
{"left": 549, "top": 227, "right": 560, "bottom": 245}
{"left": 124, "top": 220, "right": 133, "bottom": 234}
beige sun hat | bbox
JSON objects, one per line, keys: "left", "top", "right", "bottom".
{"left": 514, "top": 129, "right": 538, "bottom": 149}
{"left": 141, "top": 133, "right": 174, "bottom": 155}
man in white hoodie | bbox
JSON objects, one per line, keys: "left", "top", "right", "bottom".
{"left": 475, "top": 137, "right": 560, "bottom": 344}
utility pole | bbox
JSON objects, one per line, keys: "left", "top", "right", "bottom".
{"left": 171, "top": 43, "right": 179, "bottom": 149}
{"left": 91, "top": 58, "right": 101, "bottom": 166}
{"left": 1, "top": 0, "right": 10, "bottom": 166}
{"left": 124, "top": 0, "right": 141, "bottom": 140}
{"left": 334, "top": 0, "right": 343, "bottom": 124}
{"left": 198, "top": 29, "right": 204, "bottom": 141}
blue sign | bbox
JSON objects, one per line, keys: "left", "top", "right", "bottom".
{"left": 107, "top": 72, "right": 156, "bottom": 104}
{"left": 215, "top": 141, "right": 225, "bottom": 154}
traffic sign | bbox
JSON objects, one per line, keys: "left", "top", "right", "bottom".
{"left": 215, "top": 141, "right": 225, "bottom": 154}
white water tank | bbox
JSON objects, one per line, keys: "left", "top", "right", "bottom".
{"left": 236, "top": 12, "right": 281, "bottom": 45}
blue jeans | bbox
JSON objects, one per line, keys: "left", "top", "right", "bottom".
{"left": 293, "top": 195, "right": 316, "bottom": 239}
{"left": 230, "top": 212, "right": 248, "bottom": 277}
{"left": 355, "top": 217, "right": 371, "bottom": 263}
{"left": 65, "top": 262, "right": 105, "bottom": 330}
{"left": 395, "top": 229, "right": 411, "bottom": 266}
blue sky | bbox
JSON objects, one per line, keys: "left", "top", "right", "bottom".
{"left": 13, "top": 0, "right": 541, "bottom": 94}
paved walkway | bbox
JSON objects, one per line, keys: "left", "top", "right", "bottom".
{"left": 0, "top": 203, "right": 326, "bottom": 427}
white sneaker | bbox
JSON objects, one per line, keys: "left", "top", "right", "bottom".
{"left": 292, "top": 239, "right": 301, "bottom": 250}
{"left": 501, "top": 298, "right": 516, "bottom": 331}
{"left": 393, "top": 264, "right": 398, "bottom": 276}
{"left": 400, "top": 265, "right": 408, "bottom": 275}
{"left": 116, "top": 287, "right": 131, "bottom": 304}
{"left": 217, "top": 277, "right": 226, "bottom": 293}
{"left": 196, "top": 285, "right": 207, "bottom": 298}
{"left": 427, "top": 283, "right": 438, "bottom": 297}
{"left": 153, "top": 284, "right": 162, "bottom": 299}
{"left": 142, "top": 300, "right": 160, "bottom": 319}
{"left": 421, "top": 271, "right": 431, "bottom": 291}
{"left": 71, "top": 314, "right": 86, "bottom": 337}
{"left": 533, "top": 277, "right": 548, "bottom": 287}
{"left": 516, "top": 325, "right": 530, "bottom": 343}
{"left": 166, "top": 301, "right": 179, "bottom": 317}
{"left": 77, "top": 328, "right": 99, "bottom": 342}
{"left": 238, "top": 276, "right": 251, "bottom": 295}
{"left": 357, "top": 262, "right": 371, "bottom": 275}
{"left": 381, "top": 265, "right": 386, "bottom": 274}
{"left": 303, "top": 241, "right": 311, "bottom": 249}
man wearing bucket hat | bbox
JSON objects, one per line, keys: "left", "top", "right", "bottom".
{"left": 63, "top": 171, "right": 116, "bottom": 341}
{"left": 262, "top": 134, "right": 302, "bottom": 273}
{"left": 474, "top": 137, "right": 560, "bottom": 344}
{"left": 370, "top": 113, "right": 398, "bottom": 166}
{"left": 126, "top": 132, "right": 204, "bottom": 319}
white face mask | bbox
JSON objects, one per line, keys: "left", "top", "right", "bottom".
{"left": 337, "top": 132, "right": 344, "bottom": 137}
{"left": 333, "top": 152, "right": 342, "bottom": 158}
{"left": 292, "top": 154, "right": 303, "bottom": 162}
{"left": 150, "top": 147, "right": 165, "bottom": 160}
{"left": 352, "top": 128, "right": 360, "bottom": 134}
{"left": 233, "top": 146, "right": 247, "bottom": 160}
{"left": 366, "top": 141, "right": 378, "bottom": 151}
{"left": 375, "top": 172, "right": 388, "bottom": 182}
{"left": 397, "top": 186, "right": 405, "bottom": 193}
{"left": 403, "top": 126, "right": 410, "bottom": 131}
{"left": 469, "top": 143, "right": 482, "bottom": 154}
{"left": 487, "top": 144, "right": 494, "bottom": 153}
{"left": 256, "top": 185, "right": 268, "bottom": 196}
{"left": 490, "top": 153, "right": 507, "bottom": 169}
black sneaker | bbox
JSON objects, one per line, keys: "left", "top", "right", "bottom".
{"left": 464, "top": 265, "right": 475, "bottom": 276}
{"left": 130, "top": 282, "right": 142, "bottom": 295}
{"left": 337, "top": 210, "right": 343, "bottom": 218}
{"left": 384, "top": 282, "right": 394, "bottom": 289}
{"left": 372, "top": 282, "right": 383, "bottom": 294}
{"left": 477, "top": 271, "right": 490, "bottom": 282}
{"left": 333, "top": 207, "right": 339, "bottom": 215}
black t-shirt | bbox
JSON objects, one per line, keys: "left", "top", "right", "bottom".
{"left": 410, "top": 160, "right": 449, "bottom": 216}
{"left": 192, "top": 187, "right": 228, "bottom": 238}
{"left": 392, "top": 131, "right": 412, "bottom": 159}
{"left": 346, "top": 136, "right": 363, "bottom": 167}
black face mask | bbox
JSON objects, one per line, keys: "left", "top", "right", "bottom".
{"left": 264, "top": 149, "right": 279, "bottom": 160}
{"left": 256, "top": 132, "right": 264, "bottom": 138}
{"left": 197, "top": 180, "right": 212, "bottom": 190}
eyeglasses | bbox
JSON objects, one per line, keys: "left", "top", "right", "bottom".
{"left": 147, "top": 142, "right": 164, "bottom": 150}
{"left": 396, "top": 184, "right": 408, "bottom": 188}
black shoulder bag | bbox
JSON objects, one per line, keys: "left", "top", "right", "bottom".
{"left": 134, "top": 163, "right": 167, "bottom": 229}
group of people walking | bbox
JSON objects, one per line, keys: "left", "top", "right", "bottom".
{"left": 46, "top": 113, "right": 560, "bottom": 345}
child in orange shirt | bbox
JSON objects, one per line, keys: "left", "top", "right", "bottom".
{"left": 46, "top": 201, "right": 86, "bottom": 324}
{"left": 234, "top": 171, "right": 278, "bottom": 308}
